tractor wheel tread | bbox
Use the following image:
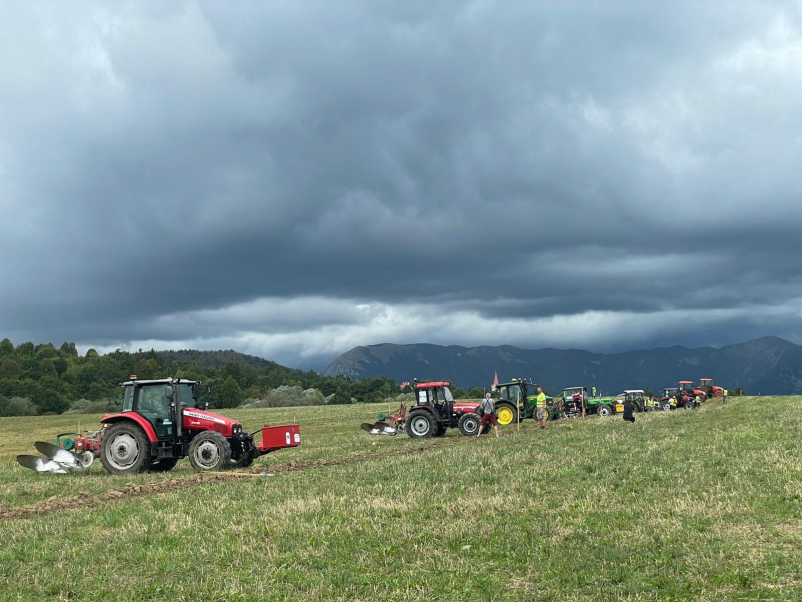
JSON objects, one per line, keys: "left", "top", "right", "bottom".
{"left": 100, "top": 422, "right": 151, "bottom": 475}
{"left": 188, "top": 431, "right": 232, "bottom": 471}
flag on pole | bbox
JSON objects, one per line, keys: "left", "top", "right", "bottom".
{"left": 491, "top": 371, "right": 499, "bottom": 391}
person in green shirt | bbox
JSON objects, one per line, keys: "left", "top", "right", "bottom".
{"left": 723, "top": 388, "right": 729, "bottom": 404}
{"left": 536, "top": 387, "right": 547, "bottom": 429}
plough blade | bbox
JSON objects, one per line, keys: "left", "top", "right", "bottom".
{"left": 360, "top": 421, "right": 397, "bottom": 436}
{"left": 34, "top": 441, "right": 81, "bottom": 470}
{"left": 16, "top": 455, "right": 68, "bottom": 474}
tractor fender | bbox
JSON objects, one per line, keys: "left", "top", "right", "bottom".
{"left": 100, "top": 413, "right": 158, "bottom": 443}
{"left": 409, "top": 407, "right": 441, "bottom": 423}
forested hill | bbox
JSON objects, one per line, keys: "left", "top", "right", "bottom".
{"left": 324, "top": 336, "right": 802, "bottom": 394}
{"left": 0, "top": 340, "right": 399, "bottom": 416}
{"left": 154, "top": 349, "right": 275, "bottom": 369}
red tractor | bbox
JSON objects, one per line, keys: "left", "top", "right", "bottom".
{"left": 659, "top": 387, "right": 697, "bottom": 410}
{"left": 696, "top": 378, "right": 724, "bottom": 398}
{"left": 380, "top": 380, "right": 484, "bottom": 439}
{"left": 678, "top": 381, "right": 707, "bottom": 402}
{"left": 98, "top": 377, "right": 300, "bottom": 474}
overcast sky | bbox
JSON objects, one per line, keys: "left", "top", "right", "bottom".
{"left": 3, "top": 1, "right": 802, "bottom": 369}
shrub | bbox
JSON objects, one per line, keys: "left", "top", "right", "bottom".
{"left": 65, "top": 398, "right": 117, "bottom": 414}
{"left": 243, "top": 386, "right": 327, "bottom": 408}
{"left": 0, "top": 396, "right": 37, "bottom": 417}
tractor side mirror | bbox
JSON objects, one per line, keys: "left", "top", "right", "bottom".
{"left": 164, "top": 386, "right": 174, "bottom": 400}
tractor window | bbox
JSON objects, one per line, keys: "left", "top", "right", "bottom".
{"left": 442, "top": 387, "right": 455, "bottom": 403}
{"left": 177, "top": 384, "right": 196, "bottom": 408}
{"left": 417, "top": 389, "right": 429, "bottom": 404}
{"left": 122, "top": 387, "right": 134, "bottom": 412}
{"left": 497, "top": 385, "right": 509, "bottom": 400}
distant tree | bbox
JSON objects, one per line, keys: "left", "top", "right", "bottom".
{"left": 35, "top": 389, "right": 69, "bottom": 414}
{"left": 16, "top": 342, "right": 34, "bottom": 356}
{"left": 467, "top": 387, "right": 486, "bottom": 399}
{"left": 59, "top": 342, "right": 78, "bottom": 356}
{"left": 733, "top": 386, "right": 745, "bottom": 396}
{"left": 1, "top": 358, "right": 20, "bottom": 379}
{"left": 329, "top": 390, "right": 352, "bottom": 405}
{"left": 222, "top": 362, "right": 241, "bottom": 381}
{"left": 0, "top": 396, "right": 37, "bottom": 417}
{"left": 215, "top": 376, "right": 244, "bottom": 408}
{"left": 644, "top": 388, "right": 654, "bottom": 399}
{"left": 134, "top": 359, "right": 160, "bottom": 380}
{"left": 0, "top": 338, "right": 14, "bottom": 358}
{"left": 39, "top": 358, "right": 58, "bottom": 379}
{"left": 85, "top": 348, "right": 99, "bottom": 359}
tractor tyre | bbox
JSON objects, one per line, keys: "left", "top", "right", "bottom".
{"left": 662, "top": 401, "right": 672, "bottom": 412}
{"left": 683, "top": 401, "right": 696, "bottom": 410}
{"left": 597, "top": 405, "right": 612, "bottom": 417}
{"left": 147, "top": 458, "right": 180, "bottom": 472}
{"left": 434, "top": 422, "right": 447, "bottom": 437}
{"left": 495, "top": 403, "right": 517, "bottom": 426}
{"left": 100, "top": 422, "right": 151, "bottom": 475}
{"left": 188, "top": 431, "right": 232, "bottom": 471}
{"left": 407, "top": 412, "right": 435, "bottom": 439}
{"left": 458, "top": 413, "right": 483, "bottom": 437}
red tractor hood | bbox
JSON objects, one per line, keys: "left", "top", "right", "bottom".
{"left": 453, "top": 402, "right": 481, "bottom": 413}
{"left": 182, "top": 408, "right": 239, "bottom": 436}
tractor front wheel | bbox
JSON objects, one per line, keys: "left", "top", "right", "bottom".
{"left": 188, "top": 432, "right": 232, "bottom": 471}
{"left": 100, "top": 422, "right": 151, "bottom": 475}
{"left": 458, "top": 413, "right": 485, "bottom": 436}
{"left": 496, "top": 403, "right": 517, "bottom": 426}
{"left": 662, "top": 401, "right": 672, "bottom": 411}
{"left": 407, "top": 412, "right": 435, "bottom": 439}
{"left": 683, "top": 401, "right": 696, "bottom": 410}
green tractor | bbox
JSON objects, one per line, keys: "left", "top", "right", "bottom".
{"left": 560, "top": 386, "right": 620, "bottom": 417}
{"left": 493, "top": 379, "right": 552, "bottom": 425}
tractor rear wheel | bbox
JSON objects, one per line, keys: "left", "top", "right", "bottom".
{"left": 597, "top": 405, "right": 612, "bottom": 417}
{"left": 188, "top": 431, "right": 232, "bottom": 471}
{"left": 496, "top": 403, "right": 517, "bottom": 426}
{"left": 407, "top": 412, "right": 435, "bottom": 439}
{"left": 662, "top": 401, "right": 672, "bottom": 411}
{"left": 147, "top": 458, "right": 180, "bottom": 472}
{"left": 100, "top": 422, "right": 151, "bottom": 475}
{"left": 683, "top": 401, "right": 696, "bottom": 410}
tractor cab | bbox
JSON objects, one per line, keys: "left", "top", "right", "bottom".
{"left": 623, "top": 390, "right": 646, "bottom": 412}
{"left": 696, "top": 378, "right": 723, "bottom": 398}
{"left": 494, "top": 378, "right": 540, "bottom": 424}
{"left": 679, "top": 381, "right": 706, "bottom": 401}
{"left": 559, "top": 387, "right": 587, "bottom": 418}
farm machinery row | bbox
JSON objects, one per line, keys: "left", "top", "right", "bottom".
{"left": 363, "top": 375, "right": 728, "bottom": 439}
{"left": 17, "top": 376, "right": 301, "bottom": 475}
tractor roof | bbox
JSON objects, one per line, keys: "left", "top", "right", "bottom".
{"left": 625, "top": 389, "right": 644, "bottom": 393}
{"left": 120, "top": 378, "right": 199, "bottom": 386}
{"left": 415, "top": 381, "right": 449, "bottom": 389}
{"left": 563, "top": 386, "right": 586, "bottom": 390}
{"left": 678, "top": 381, "right": 693, "bottom": 384}
{"left": 699, "top": 378, "right": 712, "bottom": 381}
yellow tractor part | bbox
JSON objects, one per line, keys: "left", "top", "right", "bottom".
{"left": 497, "top": 405, "right": 515, "bottom": 425}
{"left": 615, "top": 401, "right": 624, "bottom": 413}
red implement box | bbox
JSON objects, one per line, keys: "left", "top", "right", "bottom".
{"left": 257, "top": 424, "right": 301, "bottom": 453}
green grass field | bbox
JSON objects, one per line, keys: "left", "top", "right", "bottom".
{"left": 0, "top": 397, "right": 800, "bottom": 601}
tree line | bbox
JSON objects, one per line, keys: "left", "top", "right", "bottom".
{"left": 0, "top": 339, "right": 417, "bottom": 416}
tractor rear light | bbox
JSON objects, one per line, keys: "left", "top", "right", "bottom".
{"left": 294, "top": 433, "right": 300, "bottom": 443}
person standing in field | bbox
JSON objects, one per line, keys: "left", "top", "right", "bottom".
{"left": 723, "top": 388, "right": 729, "bottom": 404}
{"left": 536, "top": 387, "right": 547, "bottom": 429}
{"left": 591, "top": 385, "right": 596, "bottom": 398}
{"left": 477, "top": 392, "right": 499, "bottom": 439}
{"left": 695, "top": 394, "right": 701, "bottom": 408}
{"left": 623, "top": 398, "right": 636, "bottom": 423}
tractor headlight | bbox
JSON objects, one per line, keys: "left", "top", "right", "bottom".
{"left": 232, "top": 424, "right": 241, "bottom": 435}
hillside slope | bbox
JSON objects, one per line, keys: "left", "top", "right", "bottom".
{"left": 323, "top": 336, "right": 801, "bottom": 393}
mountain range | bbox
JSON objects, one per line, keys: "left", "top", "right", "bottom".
{"left": 322, "top": 336, "right": 802, "bottom": 394}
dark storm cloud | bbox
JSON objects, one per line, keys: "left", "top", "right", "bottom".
{"left": 2, "top": 0, "right": 802, "bottom": 367}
